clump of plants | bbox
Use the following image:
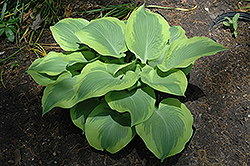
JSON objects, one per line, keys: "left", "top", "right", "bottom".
{"left": 0, "top": 17, "right": 18, "bottom": 42}
{"left": 27, "top": 4, "right": 226, "bottom": 161}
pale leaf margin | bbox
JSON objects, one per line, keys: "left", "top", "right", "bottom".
{"left": 50, "top": 18, "right": 89, "bottom": 51}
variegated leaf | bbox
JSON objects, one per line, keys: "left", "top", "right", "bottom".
{"left": 85, "top": 101, "right": 135, "bottom": 153}
{"left": 169, "top": 26, "right": 187, "bottom": 44}
{"left": 50, "top": 18, "right": 89, "bottom": 51}
{"left": 70, "top": 98, "right": 100, "bottom": 133}
{"left": 126, "top": 4, "right": 170, "bottom": 63}
{"left": 63, "top": 51, "right": 88, "bottom": 66}
{"left": 105, "top": 87, "right": 155, "bottom": 126}
{"left": 135, "top": 98, "right": 193, "bottom": 161}
{"left": 75, "top": 17, "right": 127, "bottom": 58}
{"left": 158, "top": 37, "right": 227, "bottom": 72}
{"left": 74, "top": 60, "right": 139, "bottom": 103}
{"left": 27, "top": 52, "right": 68, "bottom": 86}
{"left": 42, "top": 72, "right": 77, "bottom": 115}
{"left": 140, "top": 65, "right": 187, "bottom": 96}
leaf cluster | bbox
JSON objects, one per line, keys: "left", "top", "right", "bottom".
{"left": 223, "top": 13, "right": 240, "bottom": 37}
{"left": 27, "top": 4, "right": 226, "bottom": 161}
{"left": 0, "top": 17, "right": 18, "bottom": 42}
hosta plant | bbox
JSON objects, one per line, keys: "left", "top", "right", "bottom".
{"left": 27, "top": 4, "right": 226, "bottom": 161}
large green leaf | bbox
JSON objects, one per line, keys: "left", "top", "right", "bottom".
{"left": 169, "top": 26, "right": 187, "bottom": 44}
{"left": 75, "top": 17, "right": 127, "bottom": 58}
{"left": 28, "top": 51, "right": 67, "bottom": 76}
{"left": 70, "top": 98, "right": 100, "bottom": 133}
{"left": 147, "top": 45, "right": 169, "bottom": 68}
{"left": 105, "top": 60, "right": 137, "bottom": 77}
{"left": 140, "top": 65, "right": 187, "bottom": 96}
{"left": 159, "top": 98, "right": 193, "bottom": 157}
{"left": 147, "top": 26, "right": 187, "bottom": 68}
{"left": 63, "top": 51, "right": 88, "bottom": 66}
{"left": 74, "top": 60, "right": 139, "bottom": 103}
{"left": 27, "top": 52, "right": 68, "bottom": 86}
{"left": 50, "top": 18, "right": 89, "bottom": 51}
{"left": 42, "top": 72, "right": 77, "bottom": 115}
{"left": 135, "top": 98, "right": 193, "bottom": 161}
{"left": 158, "top": 37, "right": 227, "bottom": 72}
{"left": 125, "top": 4, "right": 170, "bottom": 63}
{"left": 105, "top": 88, "right": 155, "bottom": 126}
{"left": 85, "top": 101, "right": 135, "bottom": 153}
{"left": 27, "top": 70, "right": 59, "bottom": 86}
{"left": 27, "top": 57, "right": 56, "bottom": 86}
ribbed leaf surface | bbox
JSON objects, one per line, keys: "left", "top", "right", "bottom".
{"left": 42, "top": 72, "right": 77, "bottom": 115}
{"left": 50, "top": 18, "right": 89, "bottom": 51}
{"left": 74, "top": 61, "right": 139, "bottom": 103}
{"left": 158, "top": 37, "right": 227, "bottom": 72}
{"left": 136, "top": 98, "right": 193, "bottom": 161}
{"left": 105, "top": 88, "right": 155, "bottom": 126}
{"left": 126, "top": 4, "right": 170, "bottom": 63}
{"left": 75, "top": 17, "right": 127, "bottom": 58}
{"left": 85, "top": 102, "right": 135, "bottom": 153}
{"left": 141, "top": 65, "right": 187, "bottom": 96}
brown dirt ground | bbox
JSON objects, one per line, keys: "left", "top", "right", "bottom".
{"left": 0, "top": 0, "right": 250, "bottom": 165}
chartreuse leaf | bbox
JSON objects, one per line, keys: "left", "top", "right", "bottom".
{"left": 27, "top": 52, "right": 68, "bottom": 86}
{"left": 50, "top": 18, "right": 89, "bottom": 51}
{"left": 159, "top": 98, "right": 193, "bottom": 157}
{"left": 27, "top": 70, "right": 59, "bottom": 86}
{"left": 126, "top": 4, "right": 170, "bottom": 63}
{"left": 232, "top": 13, "right": 240, "bottom": 30}
{"left": 105, "top": 88, "right": 155, "bottom": 126}
{"left": 70, "top": 98, "right": 100, "bottom": 133}
{"left": 135, "top": 98, "right": 193, "bottom": 161}
{"left": 85, "top": 101, "right": 135, "bottom": 153}
{"left": 27, "top": 58, "right": 55, "bottom": 86}
{"left": 140, "top": 65, "right": 187, "bottom": 96}
{"left": 42, "top": 72, "right": 77, "bottom": 115}
{"left": 105, "top": 60, "right": 137, "bottom": 77}
{"left": 75, "top": 17, "right": 127, "bottom": 58}
{"left": 147, "top": 26, "right": 187, "bottom": 68}
{"left": 74, "top": 60, "right": 139, "bottom": 103}
{"left": 28, "top": 51, "right": 67, "bottom": 75}
{"left": 158, "top": 37, "right": 227, "bottom": 72}
{"left": 169, "top": 26, "right": 187, "bottom": 44}
{"left": 147, "top": 46, "right": 168, "bottom": 68}
{"left": 63, "top": 51, "right": 88, "bottom": 66}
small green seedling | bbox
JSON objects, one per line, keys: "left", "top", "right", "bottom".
{"left": 223, "top": 13, "right": 240, "bottom": 37}
{"left": 10, "top": 60, "right": 19, "bottom": 69}
{"left": 0, "top": 17, "right": 18, "bottom": 42}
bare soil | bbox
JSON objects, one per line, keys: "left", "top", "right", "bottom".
{"left": 0, "top": 0, "right": 249, "bottom": 165}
